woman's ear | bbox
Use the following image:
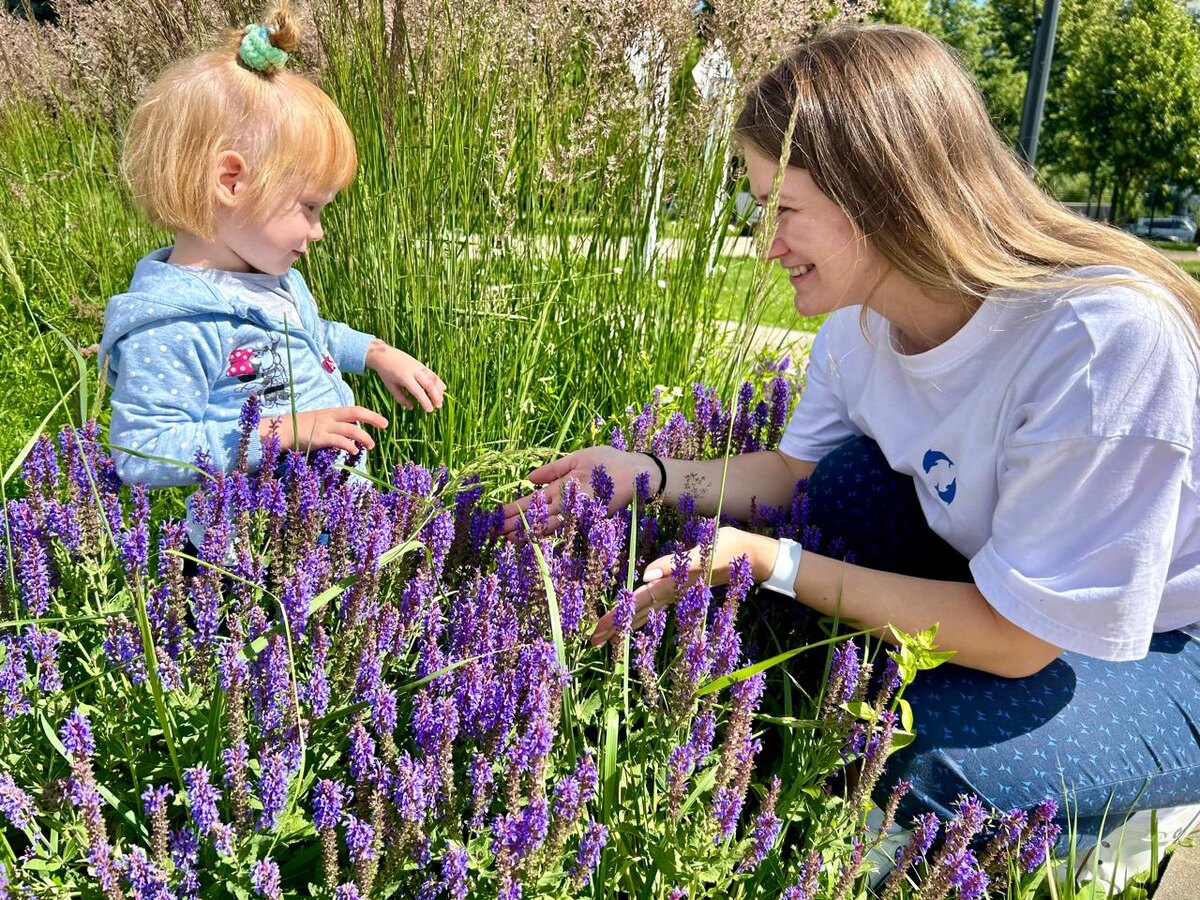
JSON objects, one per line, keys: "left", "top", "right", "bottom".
{"left": 214, "top": 151, "right": 248, "bottom": 207}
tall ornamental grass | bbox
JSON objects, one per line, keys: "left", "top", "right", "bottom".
{"left": 0, "top": 368, "right": 1064, "bottom": 898}
{"left": 0, "top": 0, "right": 865, "bottom": 472}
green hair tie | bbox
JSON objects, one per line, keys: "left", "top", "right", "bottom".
{"left": 239, "top": 24, "right": 289, "bottom": 73}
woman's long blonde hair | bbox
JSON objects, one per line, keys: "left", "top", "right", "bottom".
{"left": 121, "top": 1, "right": 356, "bottom": 239}
{"left": 734, "top": 23, "right": 1200, "bottom": 333}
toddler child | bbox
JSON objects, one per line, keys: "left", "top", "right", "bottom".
{"left": 99, "top": 2, "right": 444, "bottom": 511}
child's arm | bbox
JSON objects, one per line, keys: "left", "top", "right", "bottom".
{"left": 364, "top": 339, "right": 446, "bottom": 413}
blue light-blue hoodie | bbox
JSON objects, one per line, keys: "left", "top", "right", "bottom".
{"left": 100, "top": 247, "right": 376, "bottom": 487}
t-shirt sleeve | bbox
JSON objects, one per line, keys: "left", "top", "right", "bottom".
{"left": 779, "top": 319, "right": 859, "bottom": 461}
{"left": 971, "top": 434, "right": 1189, "bottom": 661}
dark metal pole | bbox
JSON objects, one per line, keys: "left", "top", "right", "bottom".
{"left": 1016, "top": 0, "right": 1062, "bottom": 168}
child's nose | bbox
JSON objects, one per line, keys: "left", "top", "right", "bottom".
{"left": 310, "top": 219, "right": 324, "bottom": 242}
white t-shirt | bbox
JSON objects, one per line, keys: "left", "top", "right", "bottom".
{"left": 780, "top": 266, "right": 1200, "bottom": 661}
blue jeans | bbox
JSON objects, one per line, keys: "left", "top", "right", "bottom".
{"left": 806, "top": 436, "right": 1200, "bottom": 843}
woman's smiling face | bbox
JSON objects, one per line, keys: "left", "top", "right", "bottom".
{"left": 743, "top": 145, "right": 890, "bottom": 318}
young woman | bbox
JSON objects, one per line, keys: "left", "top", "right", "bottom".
{"left": 505, "top": 23, "right": 1200, "bottom": 874}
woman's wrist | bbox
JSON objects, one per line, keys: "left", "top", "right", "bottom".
{"left": 760, "top": 537, "right": 803, "bottom": 597}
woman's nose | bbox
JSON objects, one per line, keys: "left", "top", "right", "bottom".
{"left": 764, "top": 234, "right": 786, "bottom": 261}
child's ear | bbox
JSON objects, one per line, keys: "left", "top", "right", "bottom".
{"left": 214, "top": 151, "right": 248, "bottom": 206}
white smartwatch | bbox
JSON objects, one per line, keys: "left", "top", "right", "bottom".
{"left": 763, "top": 538, "right": 803, "bottom": 598}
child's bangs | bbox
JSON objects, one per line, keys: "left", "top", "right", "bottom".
{"left": 255, "top": 77, "right": 357, "bottom": 201}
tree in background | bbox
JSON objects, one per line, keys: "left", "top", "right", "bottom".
{"left": 1054, "top": 0, "right": 1200, "bottom": 223}
{"left": 872, "top": 0, "right": 1026, "bottom": 139}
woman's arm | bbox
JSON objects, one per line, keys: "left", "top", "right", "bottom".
{"left": 594, "top": 528, "right": 1062, "bottom": 679}
{"left": 501, "top": 446, "right": 816, "bottom": 533}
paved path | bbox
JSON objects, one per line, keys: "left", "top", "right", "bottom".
{"left": 1151, "top": 836, "right": 1200, "bottom": 898}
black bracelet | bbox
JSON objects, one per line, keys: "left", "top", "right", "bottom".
{"left": 641, "top": 451, "right": 667, "bottom": 499}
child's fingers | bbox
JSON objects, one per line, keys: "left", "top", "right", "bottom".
{"left": 335, "top": 423, "right": 376, "bottom": 450}
{"left": 418, "top": 371, "right": 445, "bottom": 408}
{"left": 345, "top": 406, "right": 389, "bottom": 429}
{"left": 394, "top": 390, "right": 415, "bottom": 411}
{"left": 404, "top": 379, "right": 435, "bottom": 413}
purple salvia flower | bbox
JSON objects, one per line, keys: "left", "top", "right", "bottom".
{"left": 1020, "top": 799, "right": 1061, "bottom": 872}
{"left": 312, "top": 779, "right": 345, "bottom": 831}
{"left": 141, "top": 784, "right": 172, "bottom": 817}
{"left": 873, "top": 657, "right": 902, "bottom": 710}
{"left": 782, "top": 850, "right": 823, "bottom": 900}
{"left": 611, "top": 587, "right": 636, "bottom": 638}
{"left": 738, "top": 775, "right": 782, "bottom": 872}
{"left": 497, "top": 875, "right": 521, "bottom": 900}
{"left": 305, "top": 625, "right": 331, "bottom": 719}
{"left": 103, "top": 614, "right": 147, "bottom": 685}
{"left": 822, "top": 640, "right": 860, "bottom": 720}
{"left": 948, "top": 849, "right": 989, "bottom": 900}
{"left": 23, "top": 626, "right": 61, "bottom": 693}
{"left": 633, "top": 470, "right": 651, "bottom": 503}
{"left": 667, "top": 744, "right": 695, "bottom": 818}
{"left": 257, "top": 751, "right": 289, "bottom": 831}
{"left": 850, "top": 711, "right": 896, "bottom": 811}
{"left": 633, "top": 606, "right": 667, "bottom": 699}
{"left": 120, "top": 483, "right": 151, "bottom": 580}
{"left": 667, "top": 890, "right": 687, "bottom": 900}
{"left": 491, "top": 797, "right": 549, "bottom": 868}
{"left": 711, "top": 737, "right": 762, "bottom": 843}
{"left": 121, "top": 845, "right": 172, "bottom": 900}
{"left": 335, "top": 885, "right": 363, "bottom": 900}
{"left": 468, "top": 753, "right": 493, "bottom": 830}
{"left": 441, "top": 842, "right": 468, "bottom": 900}
{"left": 0, "top": 774, "right": 36, "bottom": 831}
{"left": 61, "top": 708, "right": 95, "bottom": 757}
{"left": 183, "top": 764, "right": 222, "bottom": 837}
{"left": 347, "top": 718, "right": 376, "bottom": 784}
{"left": 9, "top": 502, "right": 53, "bottom": 616}
{"left": 21, "top": 434, "right": 59, "bottom": 497}
{"left": 250, "top": 857, "right": 282, "bottom": 900}
{"left": 589, "top": 465, "right": 614, "bottom": 507}
{"left": 0, "top": 637, "right": 29, "bottom": 719}
{"left": 343, "top": 813, "right": 376, "bottom": 864}
{"left": 569, "top": 820, "right": 607, "bottom": 887}
{"left": 609, "top": 425, "right": 627, "bottom": 451}
{"left": 842, "top": 722, "right": 867, "bottom": 761}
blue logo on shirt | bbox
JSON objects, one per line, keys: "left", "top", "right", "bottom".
{"left": 922, "top": 449, "right": 957, "bottom": 504}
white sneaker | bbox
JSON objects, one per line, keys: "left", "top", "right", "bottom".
{"left": 1075, "top": 804, "right": 1200, "bottom": 892}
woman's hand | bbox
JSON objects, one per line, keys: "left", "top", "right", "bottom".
{"left": 590, "top": 526, "right": 780, "bottom": 645}
{"left": 501, "top": 446, "right": 657, "bottom": 535}
{"left": 366, "top": 340, "right": 446, "bottom": 413}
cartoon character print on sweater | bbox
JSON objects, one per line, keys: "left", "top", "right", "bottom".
{"left": 224, "top": 337, "right": 293, "bottom": 407}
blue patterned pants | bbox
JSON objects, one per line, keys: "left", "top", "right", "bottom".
{"left": 805, "top": 436, "right": 1200, "bottom": 843}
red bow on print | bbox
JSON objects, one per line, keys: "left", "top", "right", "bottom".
{"left": 226, "top": 348, "right": 257, "bottom": 377}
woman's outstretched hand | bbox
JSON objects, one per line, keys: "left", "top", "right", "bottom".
{"left": 501, "top": 446, "right": 651, "bottom": 536}
{"left": 590, "top": 526, "right": 778, "bottom": 645}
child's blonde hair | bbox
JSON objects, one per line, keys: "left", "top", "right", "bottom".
{"left": 121, "top": 1, "right": 356, "bottom": 240}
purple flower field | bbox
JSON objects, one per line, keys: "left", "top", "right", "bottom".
{"left": 0, "top": 366, "right": 1058, "bottom": 898}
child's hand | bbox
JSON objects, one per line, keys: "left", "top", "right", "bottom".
{"left": 366, "top": 340, "right": 446, "bottom": 413}
{"left": 261, "top": 407, "right": 388, "bottom": 455}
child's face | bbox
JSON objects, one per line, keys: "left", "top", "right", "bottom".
{"left": 215, "top": 187, "right": 337, "bottom": 276}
